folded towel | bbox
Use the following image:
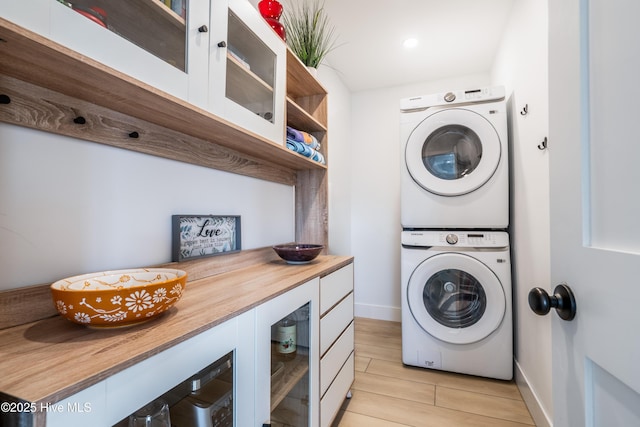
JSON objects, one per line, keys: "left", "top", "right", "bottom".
{"left": 286, "top": 126, "right": 320, "bottom": 150}
{"left": 286, "top": 126, "right": 304, "bottom": 141}
{"left": 286, "top": 139, "right": 326, "bottom": 164}
{"left": 287, "top": 139, "right": 312, "bottom": 157}
{"left": 311, "top": 151, "right": 326, "bottom": 164}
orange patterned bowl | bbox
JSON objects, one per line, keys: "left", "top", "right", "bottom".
{"left": 51, "top": 268, "right": 187, "bottom": 328}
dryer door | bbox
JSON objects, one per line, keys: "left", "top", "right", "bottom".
{"left": 407, "top": 252, "right": 506, "bottom": 344}
{"left": 405, "top": 108, "right": 501, "bottom": 196}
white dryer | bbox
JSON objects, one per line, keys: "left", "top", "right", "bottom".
{"left": 401, "top": 230, "right": 512, "bottom": 380}
{"left": 400, "top": 86, "right": 508, "bottom": 229}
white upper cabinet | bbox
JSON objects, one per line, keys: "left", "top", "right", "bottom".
{"left": 208, "top": 0, "right": 286, "bottom": 144}
{"left": 0, "top": 0, "right": 285, "bottom": 143}
{"left": 1, "top": 0, "right": 196, "bottom": 102}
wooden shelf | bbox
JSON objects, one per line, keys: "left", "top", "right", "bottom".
{"left": 286, "top": 49, "right": 328, "bottom": 101}
{"left": 0, "top": 18, "right": 325, "bottom": 174}
{"left": 285, "top": 48, "right": 328, "bottom": 163}
{"left": 226, "top": 52, "right": 275, "bottom": 119}
{"left": 140, "top": 0, "right": 186, "bottom": 28}
{"left": 0, "top": 15, "right": 329, "bottom": 249}
{"left": 287, "top": 97, "right": 327, "bottom": 134}
{"left": 286, "top": 50, "right": 328, "bottom": 130}
{"left": 285, "top": 50, "right": 330, "bottom": 246}
{"left": 270, "top": 347, "right": 310, "bottom": 410}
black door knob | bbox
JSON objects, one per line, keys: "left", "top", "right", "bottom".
{"left": 528, "top": 284, "right": 576, "bottom": 321}
{"left": 218, "top": 41, "right": 227, "bottom": 48}
{"left": 198, "top": 25, "right": 208, "bottom": 33}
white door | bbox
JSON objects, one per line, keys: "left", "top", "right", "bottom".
{"left": 548, "top": 0, "right": 640, "bottom": 426}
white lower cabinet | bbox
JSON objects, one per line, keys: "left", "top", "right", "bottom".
{"left": 319, "top": 264, "right": 355, "bottom": 427}
{"left": 255, "top": 278, "right": 320, "bottom": 427}
{"left": 46, "top": 310, "right": 255, "bottom": 427}
{"left": 43, "top": 263, "right": 354, "bottom": 427}
{"left": 321, "top": 353, "right": 355, "bottom": 427}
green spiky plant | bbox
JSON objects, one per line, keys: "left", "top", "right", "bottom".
{"left": 282, "top": 0, "right": 339, "bottom": 68}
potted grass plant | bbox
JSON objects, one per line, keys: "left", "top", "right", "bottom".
{"left": 282, "top": 0, "right": 339, "bottom": 72}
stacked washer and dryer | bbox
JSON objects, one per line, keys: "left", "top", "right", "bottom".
{"left": 399, "top": 86, "right": 513, "bottom": 380}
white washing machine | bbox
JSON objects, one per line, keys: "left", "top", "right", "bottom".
{"left": 401, "top": 230, "right": 512, "bottom": 380}
{"left": 400, "top": 86, "right": 509, "bottom": 229}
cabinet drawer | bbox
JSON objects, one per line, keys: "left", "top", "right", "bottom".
{"left": 320, "top": 263, "right": 354, "bottom": 315}
{"left": 320, "top": 322, "right": 354, "bottom": 396}
{"left": 320, "top": 293, "right": 354, "bottom": 356}
{"left": 320, "top": 352, "right": 355, "bottom": 427}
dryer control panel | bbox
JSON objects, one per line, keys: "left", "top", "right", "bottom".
{"left": 400, "top": 86, "right": 505, "bottom": 112}
{"left": 402, "top": 230, "right": 509, "bottom": 248}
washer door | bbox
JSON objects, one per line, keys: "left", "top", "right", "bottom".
{"left": 405, "top": 108, "right": 501, "bottom": 196}
{"left": 407, "top": 253, "right": 506, "bottom": 344}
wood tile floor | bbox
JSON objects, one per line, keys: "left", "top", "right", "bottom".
{"left": 331, "top": 318, "right": 535, "bottom": 427}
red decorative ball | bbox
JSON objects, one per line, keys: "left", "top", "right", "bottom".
{"left": 258, "top": 0, "right": 283, "bottom": 20}
{"left": 265, "top": 17, "right": 286, "bottom": 41}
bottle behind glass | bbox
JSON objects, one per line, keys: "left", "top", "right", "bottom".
{"left": 276, "top": 314, "right": 297, "bottom": 360}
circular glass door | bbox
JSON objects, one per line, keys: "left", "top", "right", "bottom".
{"left": 407, "top": 253, "right": 506, "bottom": 344}
{"left": 405, "top": 109, "right": 501, "bottom": 196}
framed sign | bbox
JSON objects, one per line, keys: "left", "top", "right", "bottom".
{"left": 172, "top": 215, "right": 241, "bottom": 262}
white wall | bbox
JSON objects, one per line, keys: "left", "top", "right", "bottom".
{"left": 349, "top": 73, "right": 492, "bottom": 321}
{"left": 491, "top": 1, "right": 552, "bottom": 426}
{"left": 0, "top": 124, "right": 294, "bottom": 290}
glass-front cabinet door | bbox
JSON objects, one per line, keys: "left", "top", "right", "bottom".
{"left": 1, "top": 0, "right": 208, "bottom": 105}
{"left": 41, "top": 313, "right": 255, "bottom": 427}
{"left": 209, "top": 0, "right": 286, "bottom": 144}
{"left": 271, "top": 302, "right": 311, "bottom": 426}
{"left": 255, "top": 278, "right": 319, "bottom": 427}
{"left": 56, "top": 0, "right": 189, "bottom": 72}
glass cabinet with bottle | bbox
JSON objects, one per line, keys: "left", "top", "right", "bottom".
{"left": 271, "top": 304, "right": 310, "bottom": 426}
{"left": 255, "top": 278, "right": 319, "bottom": 427}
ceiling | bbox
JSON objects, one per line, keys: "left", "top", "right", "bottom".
{"left": 307, "top": 0, "right": 516, "bottom": 92}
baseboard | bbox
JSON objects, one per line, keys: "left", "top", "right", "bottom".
{"left": 354, "top": 302, "right": 401, "bottom": 322}
{"left": 515, "top": 360, "right": 552, "bottom": 427}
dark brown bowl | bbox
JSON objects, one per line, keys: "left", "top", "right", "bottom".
{"left": 272, "top": 243, "right": 324, "bottom": 264}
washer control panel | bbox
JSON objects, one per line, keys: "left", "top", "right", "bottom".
{"left": 402, "top": 230, "right": 508, "bottom": 248}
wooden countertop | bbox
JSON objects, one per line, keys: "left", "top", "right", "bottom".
{"left": 0, "top": 251, "right": 353, "bottom": 405}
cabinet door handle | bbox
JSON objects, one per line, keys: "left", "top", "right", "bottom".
{"left": 198, "top": 25, "right": 208, "bottom": 33}
{"left": 218, "top": 41, "right": 227, "bottom": 48}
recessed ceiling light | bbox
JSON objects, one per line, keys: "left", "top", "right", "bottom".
{"left": 403, "top": 38, "right": 418, "bottom": 49}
